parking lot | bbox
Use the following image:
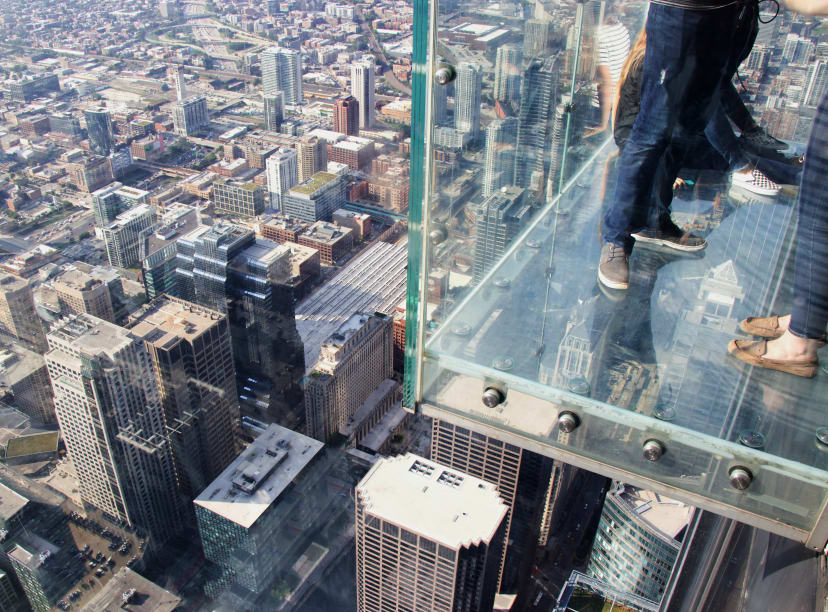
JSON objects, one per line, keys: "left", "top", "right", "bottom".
{"left": 54, "top": 511, "right": 147, "bottom": 610}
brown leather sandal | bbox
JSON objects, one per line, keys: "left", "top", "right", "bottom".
{"left": 739, "top": 315, "right": 785, "bottom": 339}
{"left": 727, "top": 339, "right": 818, "bottom": 378}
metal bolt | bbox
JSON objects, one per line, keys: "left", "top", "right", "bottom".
{"left": 429, "top": 226, "right": 447, "bottom": 245}
{"left": 729, "top": 466, "right": 753, "bottom": 490}
{"left": 481, "top": 387, "right": 505, "bottom": 408}
{"left": 557, "top": 411, "right": 580, "bottom": 433}
{"left": 434, "top": 64, "right": 456, "bottom": 85}
{"left": 642, "top": 439, "right": 666, "bottom": 462}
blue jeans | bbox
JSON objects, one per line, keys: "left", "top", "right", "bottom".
{"left": 602, "top": 2, "right": 740, "bottom": 250}
{"left": 789, "top": 91, "right": 828, "bottom": 341}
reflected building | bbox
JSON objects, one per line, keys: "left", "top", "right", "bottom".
{"left": 0, "top": 273, "right": 47, "bottom": 352}
{"left": 472, "top": 186, "right": 530, "bottom": 284}
{"left": 493, "top": 44, "right": 522, "bottom": 105}
{"left": 524, "top": 19, "right": 551, "bottom": 58}
{"left": 263, "top": 91, "right": 284, "bottom": 132}
{"left": 482, "top": 118, "right": 518, "bottom": 199}
{"left": 514, "top": 58, "right": 557, "bottom": 195}
{"left": 356, "top": 454, "right": 507, "bottom": 612}
{"left": 454, "top": 62, "right": 482, "bottom": 141}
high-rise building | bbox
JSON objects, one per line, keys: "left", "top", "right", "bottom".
{"left": 304, "top": 312, "right": 393, "bottom": 442}
{"left": 261, "top": 47, "right": 303, "bottom": 105}
{"left": 0, "top": 570, "right": 22, "bottom": 612}
{"left": 265, "top": 147, "right": 299, "bottom": 210}
{"left": 0, "top": 273, "right": 46, "bottom": 352}
{"left": 84, "top": 107, "right": 113, "bottom": 156}
{"left": 49, "top": 113, "right": 84, "bottom": 140}
{"left": 434, "top": 79, "right": 448, "bottom": 125}
{"left": 333, "top": 95, "right": 360, "bottom": 136}
{"left": 472, "top": 186, "right": 530, "bottom": 284}
{"left": 194, "top": 424, "right": 326, "bottom": 601}
{"left": 90, "top": 183, "right": 148, "bottom": 227}
{"left": 174, "top": 224, "right": 305, "bottom": 424}
{"left": 213, "top": 178, "right": 266, "bottom": 217}
{"left": 52, "top": 266, "right": 117, "bottom": 323}
{"left": 296, "top": 135, "right": 327, "bottom": 182}
{"left": 431, "top": 420, "right": 555, "bottom": 593}
{"left": 129, "top": 296, "right": 239, "bottom": 498}
{"left": 3, "top": 73, "right": 60, "bottom": 103}
{"left": 263, "top": 91, "right": 284, "bottom": 132}
{"left": 171, "top": 64, "right": 187, "bottom": 102}
{"left": 66, "top": 155, "right": 115, "bottom": 192}
{"left": 514, "top": 57, "right": 556, "bottom": 190}
{"left": 172, "top": 96, "right": 209, "bottom": 136}
{"left": 493, "top": 44, "right": 522, "bottom": 104}
{"left": 524, "top": 19, "right": 551, "bottom": 58}
{"left": 355, "top": 454, "right": 508, "bottom": 612}
{"left": 102, "top": 204, "right": 155, "bottom": 268}
{"left": 454, "top": 62, "right": 481, "bottom": 140}
{"left": 587, "top": 484, "right": 693, "bottom": 603}
{"left": 351, "top": 56, "right": 376, "bottom": 129}
{"left": 281, "top": 171, "right": 346, "bottom": 223}
{"left": 45, "top": 315, "right": 182, "bottom": 544}
{"left": 805, "top": 59, "right": 827, "bottom": 108}
{"left": 482, "top": 118, "right": 518, "bottom": 198}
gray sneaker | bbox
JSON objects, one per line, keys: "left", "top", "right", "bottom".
{"left": 598, "top": 242, "right": 629, "bottom": 290}
{"left": 631, "top": 223, "right": 707, "bottom": 252}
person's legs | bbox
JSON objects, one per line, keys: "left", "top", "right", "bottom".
{"left": 787, "top": 91, "right": 828, "bottom": 342}
{"left": 602, "top": 3, "right": 739, "bottom": 253}
{"left": 720, "top": 82, "right": 758, "bottom": 134}
{"left": 704, "top": 104, "right": 750, "bottom": 171}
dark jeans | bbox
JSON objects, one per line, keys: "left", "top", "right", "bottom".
{"left": 602, "top": 2, "right": 740, "bottom": 250}
{"left": 789, "top": 91, "right": 828, "bottom": 341}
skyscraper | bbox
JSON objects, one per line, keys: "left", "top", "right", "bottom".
{"left": 514, "top": 57, "right": 556, "bottom": 191}
{"left": 102, "top": 204, "right": 155, "bottom": 268}
{"left": 431, "top": 420, "right": 555, "bottom": 594}
{"left": 472, "top": 186, "right": 530, "bottom": 284}
{"left": 281, "top": 171, "right": 346, "bottom": 223}
{"left": 493, "top": 44, "right": 522, "bottom": 104}
{"left": 265, "top": 147, "right": 299, "bottom": 210}
{"left": 454, "top": 62, "right": 481, "bottom": 141}
{"left": 333, "top": 95, "right": 360, "bottom": 135}
{"left": 434, "top": 79, "right": 448, "bottom": 125}
{"left": 482, "top": 118, "right": 518, "bottom": 198}
{"left": 351, "top": 56, "right": 376, "bottom": 129}
{"left": 304, "top": 312, "right": 393, "bottom": 442}
{"left": 805, "top": 59, "right": 827, "bottom": 108}
{"left": 0, "top": 273, "right": 46, "bottom": 352}
{"left": 172, "top": 64, "right": 186, "bottom": 102}
{"left": 261, "top": 47, "right": 303, "bottom": 105}
{"left": 263, "top": 91, "right": 284, "bottom": 132}
{"left": 174, "top": 224, "right": 305, "bottom": 425}
{"left": 524, "top": 19, "right": 551, "bottom": 58}
{"left": 355, "top": 454, "right": 507, "bottom": 612}
{"left": 45, "top": 315, "right": 182, "bottom": 545}
{"left": 172, "top": 96, "right": 209, "bottom": 136}
{"left": 84, "top": 107, "right": 113, "bottom": 156}
{"left": 129, "top": 296, "right": 239, "bottom": 498}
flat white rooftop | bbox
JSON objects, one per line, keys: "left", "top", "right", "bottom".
{"left": 358, "top": 454, "right": 507, "bottom": 550}
{"left": 194, "top": 424, "right": 324, "bottom": 529}
{"left": 295, "top": 240, "right": 407, "bottom": 372}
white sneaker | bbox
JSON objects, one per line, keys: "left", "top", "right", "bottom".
{"left": 731, "top": 167, "right": 780, "bottom": 196}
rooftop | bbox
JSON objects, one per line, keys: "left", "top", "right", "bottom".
{"left": 129, "top": 296, "right": 225, "bottom": 347}
{"left": 194, "top": 424, "right": 324, "bottom": 528}
{"left": 0, "top": 344, "right": 47, "bottom": 387}
{"left": 0, "top": 482, "right": 29, "bottom": 523}
{"left": 301, "top": 221, "right": 352, "bottom": 245}
{"left": 357, "top": 454, "right": 507, "bottom": 549}
{"left": 290, "top": 172, "right": 339, "bottom": 196}
{"left": 613, "top": 485, "right": 693, "bottom": 542}
{"left": 53, "top": 267, "right": 107, "bottom": 293}
{"left": 83, "top": 567, "right": 182, "bottom": 612}
{"left": 105, "top": 203, "right": 153, "bottom": 230}
{"left": 47, "top": 314, "right": 132, "bottom": 359}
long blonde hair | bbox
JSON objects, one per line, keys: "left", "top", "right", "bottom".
{"left": 612, "top": 28, "right": 647, "bottom": 130}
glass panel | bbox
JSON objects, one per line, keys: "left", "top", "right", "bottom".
{"left": 406, "top": 0, "right": 828, "bottom": 544}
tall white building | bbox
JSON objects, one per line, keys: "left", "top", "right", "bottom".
{"left": 261, "top": 47, "right": 303, "bottom": 105}
{"left": 482, "top": 118, "right": 518, "bottom": 198}
{"left": 493, "top": 44, "right": 522, "bottom": 104}
{"left": 805, "top": 59, "right": 827, "bottom": 108}
{"left": 454, "top": 62, "right": 482, "bottom": 140}
{"left": 172, "top": 64, "right": 186, "bottom": 102}
{"left": 355, "top": 454, "right": 508, "bottom": 612}
{"left": 45, "top": 315, "right": 182, "bottom": 544}
{"left": 351, "top": 56, "right": 376, "bottom": 129}
{"left": 265, "top": 147, "right": 299, "bottom": 210}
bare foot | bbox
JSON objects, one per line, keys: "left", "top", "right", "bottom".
{"left": 763, "top": 330, "right": 820, "bottom": 361}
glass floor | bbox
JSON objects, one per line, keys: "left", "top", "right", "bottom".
{"left": 417, "top": 141, "right": 828, "bottom": 546}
